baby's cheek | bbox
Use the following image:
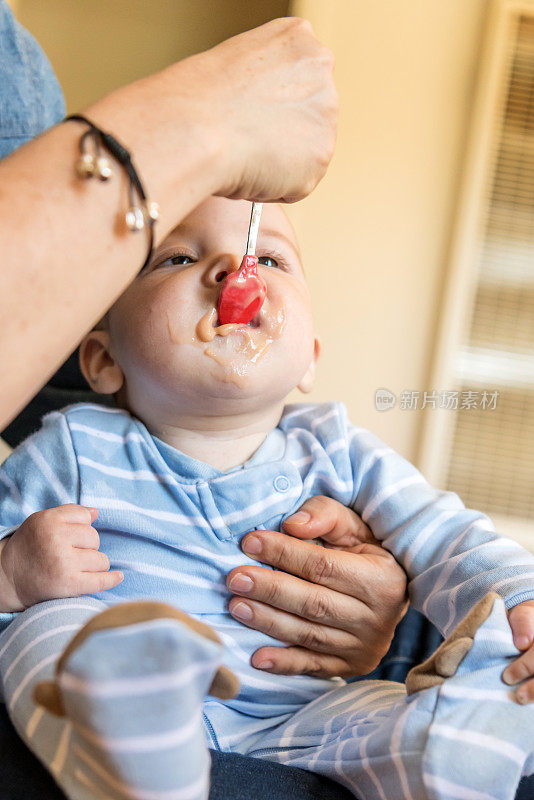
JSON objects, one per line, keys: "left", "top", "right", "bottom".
{"left": 111, "top": 313, "right": 165, "bottom": 380}
{"left": 287, "top": 306, "right": 314, "bottom": 352}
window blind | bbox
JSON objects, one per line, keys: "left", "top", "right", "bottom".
{"left": 443, "top": 11, "right": 534, "bottom": 524}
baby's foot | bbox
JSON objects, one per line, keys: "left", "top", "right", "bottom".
{"left": 35, "top": 601, "right": 238, "bottom": 800}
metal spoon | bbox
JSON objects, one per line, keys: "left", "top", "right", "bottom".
{"left": 246, "top": 202, "right": 263, "bottom": 256}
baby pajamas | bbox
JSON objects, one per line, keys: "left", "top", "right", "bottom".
{"left": 0, "top": 402, "right": 534, "bottom": 799}
{"left": 231, "top": 593, "right": 534, "bottom": 800}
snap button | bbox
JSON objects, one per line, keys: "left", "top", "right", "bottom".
{"left": 274, "top": 475, "right": 290, "bottom": 493}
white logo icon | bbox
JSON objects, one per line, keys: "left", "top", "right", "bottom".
{"left": 375, "top": 388, "right": 396, "bottom": 412}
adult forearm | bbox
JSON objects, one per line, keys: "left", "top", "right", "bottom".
{"left": 0, "top": 85, "right": 221, "bottom": 430}
{"left": 0, "top": 18, "right": 337, "bottom": 429}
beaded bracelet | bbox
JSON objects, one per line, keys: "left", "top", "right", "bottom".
{"left": 65, "top": 114, "right": 159, "bottom": 272}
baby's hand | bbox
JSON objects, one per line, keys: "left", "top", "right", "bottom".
{"left": 502, "top": 600, "right": 534, "bottom": 702}
{"left": 0, "top": 505, "right": 123, "bottom": 612}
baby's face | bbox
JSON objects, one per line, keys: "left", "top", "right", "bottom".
{"left": 93, "top": 197, "right": 318, "bottom": 422}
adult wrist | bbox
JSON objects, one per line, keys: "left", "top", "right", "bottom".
{"left": 82, "top": 63, "right": 227, "bottom": 242}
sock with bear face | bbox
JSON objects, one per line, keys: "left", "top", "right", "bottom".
{"left": 34, "top": 601, "right": 239, "bottom": 800}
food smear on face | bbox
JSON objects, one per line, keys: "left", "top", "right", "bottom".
{"left": 196, "top": 308, "right": 239, "bottom": 342}
{"left": 234, "top": 305, "right": 285, "bottom": 364}
{"left": 217, "top": 255, "right": 267, "bottom": 325}
{"left": 204, "top": 302, "right": 286, "bottom": 386}
{"left": 165, "top": 263, "right": 285, "bottom": 387}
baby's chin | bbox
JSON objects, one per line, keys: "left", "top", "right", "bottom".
{"left": 165, "top": 360, "right": 298, "bottom": 417}
{"left": 200, "top": 360, "right": 294, "bottom": 407}
{"left": 204, "top": 344, "right": 265, "bottom": 390}
{"left": 121, "top": 340, "right": 306, "bottom": 420}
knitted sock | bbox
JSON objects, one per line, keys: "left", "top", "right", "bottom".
{"left": 45, "top": 609, "right": 226, "bottom": 800}
{"left": 417, "top": 594, "right": 534, "bottom": 800}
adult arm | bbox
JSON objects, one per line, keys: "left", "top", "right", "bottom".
{"left": 227, "top": 497, "right": 408, "bottom": 678}
{"left": 0, "top": 18, "right": 337, "bottom": 429}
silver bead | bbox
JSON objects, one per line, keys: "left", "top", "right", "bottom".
{"left": 95, "top": 156, "right": 113, "bottom": 181}
{"left": 76, "top": 152, "right": 95, "bottom": 178}
{"left": 145, "top": 200, "right": 159, "bottom": 222}
{"left": 125, "top": 206, "right": 145, "bottom": 231}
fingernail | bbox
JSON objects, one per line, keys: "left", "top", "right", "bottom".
{"left": 229, "top": 574, "right": 254, "bottom": 593}
{"left": 502, "top": 669, "right": 517, "bottom": 686}
{"left": 286, "top": 511, "right": 311, "bottom": 525}
{"left": 255, "top": 660, "right": 274, "bottom": 671}
{"left": 502, "top": 669, "right": 516, "bottom": 685}
{"left": 231, "top": 602, "right": 253, "bottom": 621}
{"left": 516, "top": 689, "right": 529, "bottom": 704}
{"left": 243, "top": 536, "right": 262, "bottom": 556}
{"left": 515, "top": 635, "right": 530, "bottom": 650}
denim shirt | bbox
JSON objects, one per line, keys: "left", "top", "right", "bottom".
{"left": 0, "top": 0, "right": 65, "bottom": 160}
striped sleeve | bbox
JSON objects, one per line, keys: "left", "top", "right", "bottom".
{"left": 347, "top": 423, "right": 534, "bottom": 637}
{"left": 0, "top": 410, "right": 79, "bottom": 537}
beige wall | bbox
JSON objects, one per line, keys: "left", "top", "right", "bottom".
{"left": 15, "top": 0, "right": 289, "bottom": 111}
{"left": 287, "top": 0, "right": 488, "bottom": 463}
{"left": 9, "top": 0, "right": 488, "bottom": 467}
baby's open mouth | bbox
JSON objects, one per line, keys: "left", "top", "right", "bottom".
{"left": 213, "top": 313, "right": 261, "bottom": 330}
{"left": 196, "top": 307, "right": 263, "bottom": 344}
{"left": 195, "top": 301, "right": 286, "bottom": 380}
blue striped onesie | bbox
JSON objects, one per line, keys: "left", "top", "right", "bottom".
{"left": 0, "top": 401, "right": 533, "bottom": 800}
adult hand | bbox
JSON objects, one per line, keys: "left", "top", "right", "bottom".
{"left": 502, "top": 600, "right": 534, "bottom": 703}
{"left": 93, "top": 17, "right": 338, "bottom": 212}
{"left": 206, "top": 17, "right": 338, "bottom": 202}
{"left": 226, "top": 496, "right": 408, "bottom": 678}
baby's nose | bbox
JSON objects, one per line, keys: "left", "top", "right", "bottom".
{"left": 204, "top": 255, "right": 241, "bottom": 287}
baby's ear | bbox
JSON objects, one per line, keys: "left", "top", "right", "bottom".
{"left": 79, "top": 330, "right": 124, "bottom": 395}
{"left": 297, "top": 337, "right": 322, "bottom": 394}
{"left": 33, "top": 680, "right": 65, "bottom": 717}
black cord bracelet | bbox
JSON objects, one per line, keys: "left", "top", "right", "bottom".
{"left": 65, "top": 114, "right": 159, "bottom": 272}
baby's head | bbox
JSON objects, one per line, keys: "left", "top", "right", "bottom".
{"left": 80, "top": 197, "right": 320, "bottom": 428}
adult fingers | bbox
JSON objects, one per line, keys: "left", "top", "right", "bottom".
{"left": 502, "top": 645, "right": 534, "bottom": 688}
{"left": 227, "top": 565, "right": 367, "bottom": 631}
{"left": 250, "top": 645, "right": 351, "bottom": 678}
{"left": 514, "top": 677, "right": 534, "bottom": 705}
{"left": 283, "top": 496, "right": 377, "bottom": 548}
{"left": 227, "top": 596, "right": 358, "bottom": 655}
{"left": 508, "top": 601, "right": 534, "bottom": 651}
{"left": 208, "top": 17, "right": 337, "bottom": 203}
{"left": 241, "top": 530, "right": 385, "bottom": 599}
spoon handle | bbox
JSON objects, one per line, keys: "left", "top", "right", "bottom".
{"left": 246, "top": 202, "right": 263, "bottom": 256}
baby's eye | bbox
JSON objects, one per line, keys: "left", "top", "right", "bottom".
{"left": 159, "top": 254, "right": 196, "bottom": 268}
{"left": 258, "top": 256, "right": 279, "bottom": 269}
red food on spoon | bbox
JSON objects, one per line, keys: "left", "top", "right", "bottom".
{"left": 217, "top": 255, "right": 267, "bottom": 325}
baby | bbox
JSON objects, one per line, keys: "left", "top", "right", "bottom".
{"left": 1, "top": 197, "right": 534, "bottom": 800}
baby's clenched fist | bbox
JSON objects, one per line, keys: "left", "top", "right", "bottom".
{"left": 0, "top": 504, "right": 123, "bottom": 612}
